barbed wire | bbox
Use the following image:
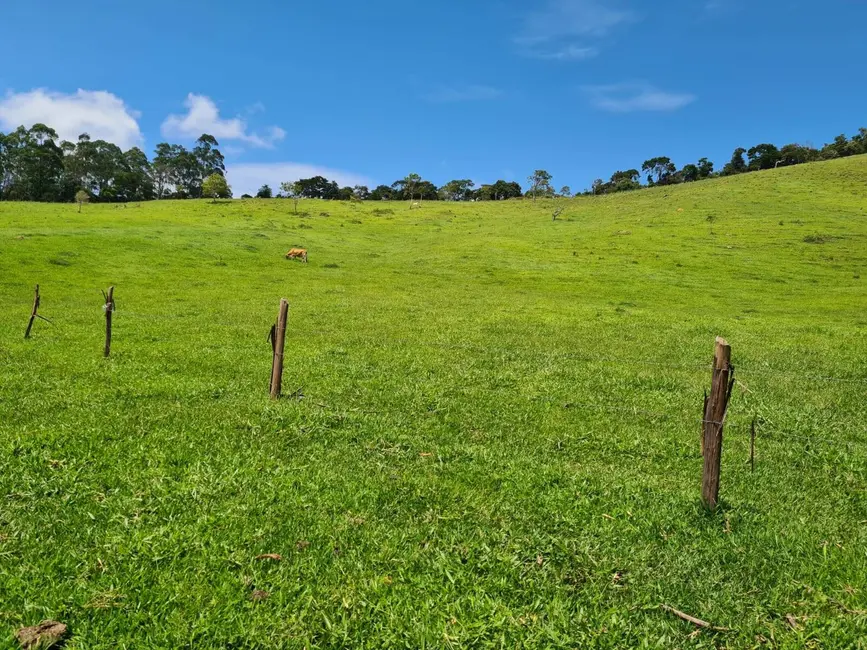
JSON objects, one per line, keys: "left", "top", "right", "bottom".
{"left": 7, "top": 306, "right": 867, "bottom": 384}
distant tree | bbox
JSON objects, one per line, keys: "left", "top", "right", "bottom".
{"left": 279, "top": 181, "right": 302, "bottom": 213}
{"left": 850, "top": 127, "right": 867, "bottom": 154}
{"left": 370, "top": 184, "right": 394, "bottom": 201}
{"left": 747, "top": 143, "right": 781, "bottom": 171}
{"left": 337, "top": 186, "right": 354, "bottom": 200}
{"left": 296, "top": 175, "right": 339, "bottom": 199}
{"left": 256, "top": 184, "right": 273, "bottom": 199}
{"left": 353, "top": 185, "right": 370, "bottom": 200}
{"left": 75, "top": 189, "right": 89, "bottom": 212}
{"left": 202, "top": 173, "right": 231, "bottom": 202}
{"left": 720, "top": 148, "right": 748, "bottom": 176}
{"left": 559, "top": 185, "right": 572, "bottom": 198}
{"left": 681, "top": 164, "right": 700, "bottom": 183}
{"left": 527, "top": 169, "right": 553, "bottom": 201}
{"left": 641, "top": 157, "right": 676, "bottom": 185}
{"left": 778, "top": 143, "right": 819, "bottom": 167}
{"left": 193, "top": 134, "right": 225, "bottom": 178}
{"left": 610, "top": 169, "right": 641, "bottom": 192}
{"left": 697, "top": 157, "right": 714, "bottom": 179}
{"left": 401, "top": 172, "right": 421, "bottom": 204}
{"left": 241, "top": 193, "right": 252, "bottom": 199}
{"left": 440, "top": 179, "right": 475, "bottom": 201}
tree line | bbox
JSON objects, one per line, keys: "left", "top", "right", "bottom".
{"left": 1, "top": 121, "right": 865, "bottom": 204}
{"left": 0, "top": 124, "right": 227, "bottom": 202}
{"left": 588, "top": 128, "right": 867, "bottom": 196}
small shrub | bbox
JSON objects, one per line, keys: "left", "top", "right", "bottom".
{"left": 803, "top": 234, "right": 837, "bottom": 244}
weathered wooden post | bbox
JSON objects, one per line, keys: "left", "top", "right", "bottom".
{"left": 701, "top": 337, "right": 735, "bottom": 508}
{"left": 269, "top": 299, "right": 289, "bottom": 398}
{"left": 103, "top": 286, "right": 115, "bottom": 357}
{"left": 24, "top": 284, "right": 41, "bottom": 339}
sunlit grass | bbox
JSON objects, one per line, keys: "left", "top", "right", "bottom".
{"left": 1, "top": 156, "right": 865, "bottom": 648}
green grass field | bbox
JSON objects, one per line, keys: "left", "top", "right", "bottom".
{"left": 1, "top": 156, "right": 865, "bottom": 648}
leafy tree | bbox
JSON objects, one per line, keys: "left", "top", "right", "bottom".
{"left": 476, "top": 180, "right": 522, "bottom": 200}
{"left": 527, "top": 169, "right": 553, "bottom": 201}
{"left": 609, "top": 169, "right": 641, "bottom": 192}
{"left": 279, "top": 181, "right": 302, "bottom": 213}
{"left": 697, "top": 158, "right": 714, "bottom": 179}
{"left": 850, "top": 128, "right": 867, "bottom": 154}
{"left": 75, "top": 189, "right": 89, "bottom": 212}
{"left": 559, "top": 185, "right": 571, "bottom": 198}
{"left": 681, "top": 164, "right": 700, "bottom": 183}
{"left": 395, "top": 173, "right": 422, "bottom": 204}
{"left": 338, "top": 186, "right": 354, "bottom": 200}
{"left": 294, "top": 175, "right": 339, "bottom": 199}
{"left": 353, "top": 185, "right": 370, "bottom": 200}
{"left": 720, "top": 148, "right": 747, "bottom": 176}
{"left": 256, "top": 184, "right": 273, "bottom": 199}
{"left": 202, "top": 173, "right": 231, "bottom": 201}
{"left": 193, "top": 134, "right": 225, "bottom": 178}
{"left": 641, "top": 157, "right": 676, "bottom": 185}
{"left": 370, "top": 184, "right": 394, "bottom": 201}
{"left": 778, "top": 143, "right": 819, "bottom": 167}
{"left": 440, "top": 179, "right": 475, "bottom": 201}
{"left": 747, "top": 143, "right": 781, "bottom": 171}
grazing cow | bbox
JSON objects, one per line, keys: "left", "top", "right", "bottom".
{"left": 285, "top": 248, "right": 308, "bottom": 263}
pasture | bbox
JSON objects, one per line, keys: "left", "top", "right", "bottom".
{"left": 1, "top": 156, "right": 865, "bottom": 648}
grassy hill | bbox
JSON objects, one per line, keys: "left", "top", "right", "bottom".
{"left": 1, "top": 156, "right": 865, "bottom": 648}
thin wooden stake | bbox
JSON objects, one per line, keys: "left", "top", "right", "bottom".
{"left": 750, "top": 416, "right": 756, "bottom": 473}
{"left": 103, "top": 286, "right": 114, "bottom": 358}
{"left": 269, "top": 299, "right": 289, "bottom": 399}
{"left": 24, "top": 284, "right": 41, "bottom": 338}
{"left": 660, "top": 604, "right": 730, "bottom": 632}
{"left": 701, "top": 337, "right": 734, "bottom": 509}
{"left": 267, "top": 324, "right": 277, "bottom": 394}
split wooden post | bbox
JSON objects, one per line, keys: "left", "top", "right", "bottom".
{"left": 750, "top": 416, "right": 757, "bottom": 473}
{"left": 24, "top": 284, "right": 41, "bottom": 339}
{"left": 103, "top": 286, "right": 115, "bottom": 358}
{"left": 701, "top": 337, "right": 735, "bottom": 509}
{"left": 269, "top": 299, "right": 289, "bottom": 399}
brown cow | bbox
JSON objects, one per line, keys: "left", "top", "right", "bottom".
{"left": 285, "top": 248, "right": 308, "bottom": 263}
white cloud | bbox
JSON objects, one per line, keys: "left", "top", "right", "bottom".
{"left": 527, "top": 44, "right": 599, "bottom": 61}
{"left": 422, "top": 85, "right": 504, "bottom": 103}
{"left": 518, "top": 0, "right": 635, "bottom": 44}
{"left": 582, "top": 82, "right": 696, "bottom": 112}
{"left": 226, "top": 162, "right": 373, "bottom": 197}
{"left": 161, "top": 94, "right": 285, "bottom": 148}
{"left": 0, "top": 88, "right": 143, "bottom": 149}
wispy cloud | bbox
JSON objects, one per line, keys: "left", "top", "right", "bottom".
{"left": 582, "top": 82, "right": 696, "bottom": 112}
{"left": 515, "top": 0, "right": 635, "bottom": 60}
{"left": 422, "top": 85, "right": 504, "bottom": 103}
{"left": 226, "top": 162, "right": 372, "bottom": 197}
{"left": 162, "top": 94, "right": 285, "bottom": 148}
{"left": 527, "top": 44, "right": 599, "bottom": 61}
{"left": 0, "top": 88, "right": 143, "bottom": 149}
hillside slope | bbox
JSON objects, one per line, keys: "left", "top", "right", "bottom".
{"left": 0, "top": 156, "right": 865, "bottom": 647}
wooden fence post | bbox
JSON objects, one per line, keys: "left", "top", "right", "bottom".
{"left": 750, "top": 416, "right": 757, "bottom": 473}
{"left": 24, "top": 284, "right": 41, "bottom": 339}
{"left": 269, "top": 299, "right": 289, "bottom": 398}
{"left": 701, "top": 337, "right": 735, "bottom": 508}
{"left": 103, "top": 286, "right": 114, "bottom": 358}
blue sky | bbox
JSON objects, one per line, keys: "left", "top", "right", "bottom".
{"left": 1, "top": 0, "right": 864, "bottom": 195}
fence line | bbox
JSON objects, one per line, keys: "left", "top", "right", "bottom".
{"left": 14, "top": 305, "right": 867, "bottom": 384}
